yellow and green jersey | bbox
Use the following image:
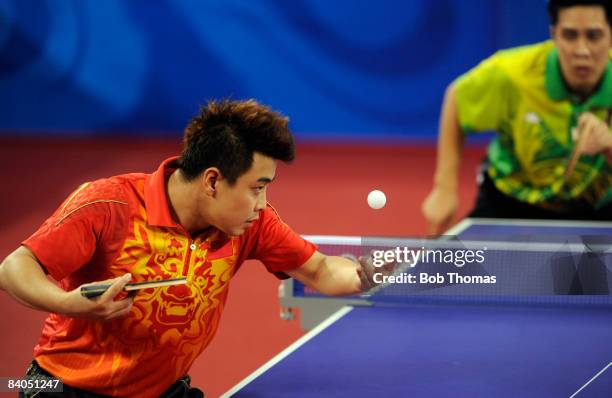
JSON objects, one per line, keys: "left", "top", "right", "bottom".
{"left": 454, "top": 41, "right": 612, "bottom": 211}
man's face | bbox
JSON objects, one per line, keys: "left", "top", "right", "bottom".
{"left": 551, "top": 6, "right": 611, "bottom": 96}
{"left": 208, "top": 152, "right": 276, "bottom": 236}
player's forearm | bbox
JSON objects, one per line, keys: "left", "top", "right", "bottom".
{"left": 433, "top": 85, "right": 464, "bottom": 191}
{"left": 0, "top": 246, "right": 68, "bottom": 313}
{"left": 317, "top": 256, "right": 363, "bottom": 296}
{"left": 290, "top": 254, "right": 362, "bottom": 296}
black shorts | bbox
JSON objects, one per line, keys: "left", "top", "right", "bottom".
{"left": 19, "top": 360, "right": 204, "bottom": 398}
{"left": 469, "top": 169, "right": 612, "bottom": 221}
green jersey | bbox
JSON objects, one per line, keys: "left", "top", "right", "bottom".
{"left": 454, "top": 41, "right": 612, "bottom": 210}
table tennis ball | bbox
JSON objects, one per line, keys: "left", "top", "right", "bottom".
{"left": 367, "top": 190, "right": 386, "bottom": 209}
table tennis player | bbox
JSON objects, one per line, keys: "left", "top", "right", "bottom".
{"left": 423, "top": 0, "right": 612, "bottom": 235}
{"left": 0, "top": 99, "right": 387, "bottom": 398}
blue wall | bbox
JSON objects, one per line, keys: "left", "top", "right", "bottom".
{"left": 0, "top": 0, "right": 549, "bottom": 139}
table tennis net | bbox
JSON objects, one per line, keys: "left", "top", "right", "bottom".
{"left": 298, "top": 235, "right": 612, "bottom": 307}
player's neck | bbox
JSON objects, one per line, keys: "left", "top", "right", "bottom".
{"left": 167, "top": 170, "right": 212, "bottom": 235}
{"left": 564, "top": 76, "right": 602, "bottom": 104}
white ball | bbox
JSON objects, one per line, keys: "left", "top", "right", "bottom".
{"left": 367, "top": 190, "right": 386, "bottom": 210}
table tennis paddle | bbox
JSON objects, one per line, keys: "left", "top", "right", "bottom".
{"left": 80, "top": 277, "right": 187, "bottom": 298}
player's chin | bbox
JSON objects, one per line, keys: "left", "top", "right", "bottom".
{"left": 226, "top": 223, "right": 252, "bottom": 236}
{"left": 568, "top": 75, "right": 596, "bottom": 92}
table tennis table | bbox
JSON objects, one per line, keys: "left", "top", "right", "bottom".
{"left": 223, "top": 218, "right": 612, "bottom": 397}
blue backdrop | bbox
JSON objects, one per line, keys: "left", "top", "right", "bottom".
{"left": 0, "top": 0, "right": 549, "bottom": 139}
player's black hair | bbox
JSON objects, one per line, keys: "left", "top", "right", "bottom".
{"left": 178, "top": 99, "right": 295, "bottom": 185}
{"left": 548, "top": 0, "right": 612, "bottom": 26}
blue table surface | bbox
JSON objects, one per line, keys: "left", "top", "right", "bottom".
{"left": 460, "top": 223, "right": 612, "bottom": 238}
{"left": 228, "top": 220, "right": 612, "bottom": 397}
{"left": 231, "top": 305, "right": 612, "bottom": 398}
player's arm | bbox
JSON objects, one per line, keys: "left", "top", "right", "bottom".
{"left": 0, "top": 246, "right": 133, "bottom": 320}
{"left": 422, "top": 83, "right": 464, "bottom": 235}
{"left": 286, "top": 251, "right": 363, "bottom": 296}
{"left": 286, "top": 251, "right": 392, "bottom": 296}
{"left": 574, "top": 112, "right": 612, "bottom": 164}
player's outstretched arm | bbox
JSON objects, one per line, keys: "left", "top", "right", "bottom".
{"left": 286, "top": 251, "right": 362, "bottom": 296}
{"left": 286, "top": 251, "right": 394, "bottom": 296}
{"left": 0, "top": 246, "right": 134, "bottom": 320}
{"left": 573, "top": 112, "right": 612, "bottom": 164}
{"left": 421, "top": 84, "right": 464, "bottom": 235}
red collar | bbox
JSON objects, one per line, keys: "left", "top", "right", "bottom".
{"left": 144, "top": 157, "right": 180, "bottom": 228}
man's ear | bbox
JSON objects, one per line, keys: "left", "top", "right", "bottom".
{"left": 202, "top": 168, "right": 222, "bottom": 196}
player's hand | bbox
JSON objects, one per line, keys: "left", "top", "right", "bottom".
{"left": 573, "top": 113, "right": 612, "bottom": 162}
{"left": 60, "top": 274, "right": 135, "bottom": 321}
{"left": 356, "top": 254, "right": 395, "bottom": 292}
{"left": 422, "top": 186, "right": 458, "bottom": 236}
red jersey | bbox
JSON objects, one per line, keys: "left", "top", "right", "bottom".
{"left": 22, "top": 157, "right": 316, "bottom": 397}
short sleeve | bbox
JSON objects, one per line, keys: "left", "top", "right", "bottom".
{"left": 22, "top": 182, "right": 127, "bottom": 281}
{"left": 246, "top": 206, "right": 317, "bottom": 276}
{"left": 454, "top": 52, "right": 512, "bottom": 134}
